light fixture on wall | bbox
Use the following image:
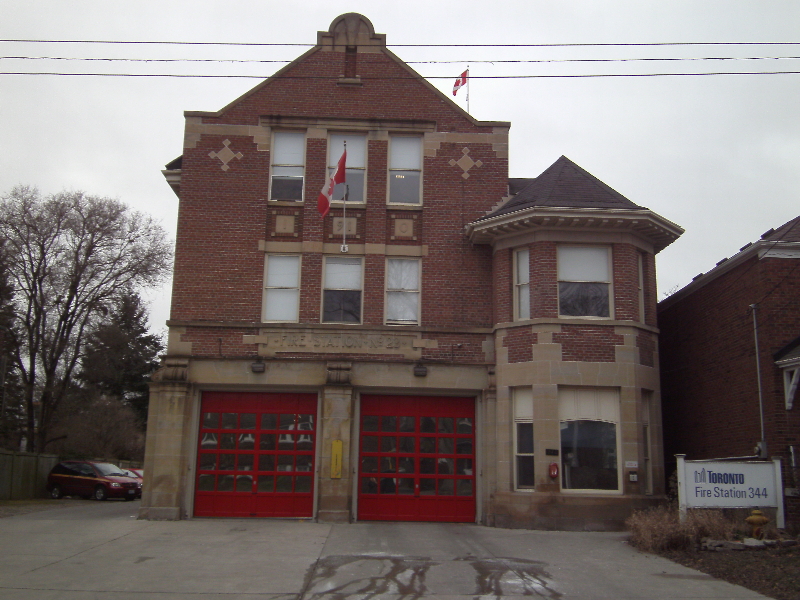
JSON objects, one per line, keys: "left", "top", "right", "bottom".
{"left": 250, "top": 358, "right": 265, "bottom": 373}
{"left": 413, "top": 363, "right": 427, "bottom": 377}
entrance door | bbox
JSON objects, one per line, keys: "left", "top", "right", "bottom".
{"left": 194, "top": 392, "right": 317, "bottom": 518}
{"left": 358, "top": 395, "right": 475, "bottom": 522}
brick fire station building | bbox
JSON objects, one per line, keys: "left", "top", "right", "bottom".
{"left": 140, "top": 13, "right": 683, "bottom": 530}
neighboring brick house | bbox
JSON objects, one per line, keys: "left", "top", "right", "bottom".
{"left": 658, "top": 216, "right": 800, "bottom": 529}
{"left": 141, "top": 13, "right": 683, "bottom": 530}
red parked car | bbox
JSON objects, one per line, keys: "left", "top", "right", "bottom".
{"left": 47, "top": 461, "right": 142, "bottom": 501}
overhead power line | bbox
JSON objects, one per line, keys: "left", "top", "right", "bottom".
{"left": 1, "top": 39, "right": 800, "bottom": 48}
{"left": 4, "top": 55, "right": 800, "bottom": 65}
{"left": 1, "top": 71, "right": 799, "bottom": 79}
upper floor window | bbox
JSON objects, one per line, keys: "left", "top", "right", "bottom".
{"left": 514, "top": 248, "right": 530, "bottom": 320}
{"left": 557, "top": 246, "right": 611, "bottom": 318}
{"left": 388, "top": 136, "right": 422, "bottom": 204}
{"left": 263, "top": 255, "right": 300, "bottom": 322}
{"left": 270, "top": 132, "right": 305, "bottom": 201}
{"left": 322, "top": 256, "right": 363, "bottom": 323}
{"left": 385, "top": 258, "right": 420, "bottom": 324}
{"left": 329, "top": 134, "right": 365, "bottom": 203}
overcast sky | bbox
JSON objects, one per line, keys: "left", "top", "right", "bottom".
{"left": 2, "top": 1, "right": 798, "bottom": 336}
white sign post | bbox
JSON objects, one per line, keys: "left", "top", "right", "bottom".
{"left": 676, "top": 455, "right": 785, "bottom": 529}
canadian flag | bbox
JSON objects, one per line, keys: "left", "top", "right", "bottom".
{"left": 452, "top": 69, "right": 468, "bottom": 96}
{"left": 317, "top": 149, "right": 346, "bottom": 217}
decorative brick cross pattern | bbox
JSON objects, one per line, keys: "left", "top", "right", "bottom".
{"left": 449, "top": 147, "right": 483, "bottom": 179}
{"left": 208, "top": 139, "right": 243, "bottom": 171}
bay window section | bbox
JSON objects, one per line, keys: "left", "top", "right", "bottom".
{"left": 386, "top": 258, "right": 420, "bottom": 324}
{"left": 514, "top": 248, "right": 530, "bottom": 320}
{"left": 557, "top": 246, "right": 611, "bottom": 318}
{"left": 388, "top": 136, "right": 422, "bottom": 204}
{"left": 322, "top": 256, "right": 363, "bottom": 323}
{"left": 270, "top": 132, "right": 305, "bottom": 201}
{"left": 329, "top": 134, "right": 365, "bottom": 203}
{"left": 263, "top": 255, "right": 300, "bottom": 322}
{"left": 559, "top": 387, "right": 620, "bottom": 492}
{"left": 513, "top": 387, "right": 535, "bottom": 490}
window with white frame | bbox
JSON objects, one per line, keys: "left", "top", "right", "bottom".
{"left": 641, "top": 390, "right": 653, "bottom": 495}
{"left": 557, "top": 246, "right": 611, "bottom": 318}
{"left": 270, "top": 131, "right": 305, "bottom": 201}
{"left": 263, "top": 255, "right": 300, "bottom": 322}
{"left": 388, "top": 136, "right": 422, "bottom": 204}
{"left": 329, "top": 133, "right": 365, "bottom": 203}
{"left": 783, "top": 364, "right": 799, "bottom": 410}
{"left": 513, "top": 387, "right": 535, "bottom": 489}
{"left": 385, "top": 258, "right": 420, "bottom": 324}
{"left": 322, "top": 256, "right": 362, "bottom": 323}
{"left": 559, "top": 387, "right": 620, "bottom": 492}
{"left": 514, "top": 248, "right": 530, "bottom": 320}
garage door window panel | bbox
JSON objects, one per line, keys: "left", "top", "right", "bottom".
{"left": 195, "top": 393, "right": 317, "bottom": 517}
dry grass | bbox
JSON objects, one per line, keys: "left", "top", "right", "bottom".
{"left": 626, "top": 505, "right": 744, "bottom": 552}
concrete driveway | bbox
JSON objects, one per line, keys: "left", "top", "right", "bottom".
{"left": 0, "top": 499, "right": 769, "bottom": 599}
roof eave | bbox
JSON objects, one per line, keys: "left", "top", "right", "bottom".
{"left": 466, "top": 206, "right": 684, "bottom": 253}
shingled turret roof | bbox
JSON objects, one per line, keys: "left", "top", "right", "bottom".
{"left": 490, "top": 156, "right": 643, "bottom": 220}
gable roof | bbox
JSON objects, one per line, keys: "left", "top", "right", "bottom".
{"left": 760, "top": 216, "right": 800, "bottom": 244}
{"left": 489, "top": 156, "right": 643, "bottom": 219}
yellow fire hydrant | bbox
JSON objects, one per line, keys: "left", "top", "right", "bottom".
{"left": 744, "top": 509, "right": 770, "bottom": 539}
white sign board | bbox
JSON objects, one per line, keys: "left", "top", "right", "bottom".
{"left": 676, "top": 456, "right": 784, "bottom": 528}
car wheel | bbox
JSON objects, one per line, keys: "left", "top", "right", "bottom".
{"left": 94, "top": 486, "right": 108, "bottom": 501}
{"left": 50, "top": 485, "right": 63, "bottom": 499}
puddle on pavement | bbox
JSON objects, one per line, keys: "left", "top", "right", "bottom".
{"left": 302, "top": 554, "right": 560, "bottom": 599}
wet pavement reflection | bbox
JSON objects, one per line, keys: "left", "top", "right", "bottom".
{"left": 303, "top": 554, "right": 561, "bottom": 599}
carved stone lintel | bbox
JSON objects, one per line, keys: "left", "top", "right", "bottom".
{"left": 326, "top": 361, "right": 353, "bottom": 385}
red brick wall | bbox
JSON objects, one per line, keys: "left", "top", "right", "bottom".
{"left": 658, "top": 254, "right": 800, "bottom": 528}
{"left": 553, "top": 325, "right": 624, "bottom": 363}
{"left": 530, "top": 242, "right": 558, "bottom": 318}
{"left": 493, "top": 248, "right": 512, "bottom": 324}
{"left": 169, "top": 45, "right": 504, "bottom": 365}
{"left": 503, "top": 327, "right": 535, "bottom": 363}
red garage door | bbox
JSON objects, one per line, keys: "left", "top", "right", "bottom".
{"left": 194, "top": 392, "right": 317, "bottom": 518}
{"left": 358, "top": 395, "right": 475, "bottom": 522}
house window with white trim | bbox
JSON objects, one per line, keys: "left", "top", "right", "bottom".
{"left": 270, "top": 132, "right": 305, "bottom": 201}
{"left": 388, "top": 136, "right": 422, "bottom": 204}
{"left": 329, "top": 134, "right": 365, "bottom": 203}
{"left": 513, "top": 387, "right": 535, "bottom": 489}
{"left": 263, "top": 255, "right": 300, "bottom": 322}
{"left": 385, "top": 258, "right": 420, "bottom": 324}
{"left": 559, "top": 387, "right": 620, "bottom": 492}
{"left": 557, "top": 246, "right": 612, "bottom": 318}
{"left": 641, "top": 390, "right": 654, "bottom": 495}
{"left": 514, "top": 248, "right": 530, "bottom": 320}
{"left": 322, "top": 256, "right": 363, "bottom": 323}
{"left": 783, "top": 365, "right": 799, "bottom": 410}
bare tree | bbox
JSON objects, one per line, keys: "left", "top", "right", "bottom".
{"left": 0, "top": 186, "right": 172, "bottom": 452}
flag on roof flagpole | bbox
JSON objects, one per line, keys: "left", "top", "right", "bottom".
{"left": 452, "top": 69, "right": 468, "bottom": 97}
{"left": 318, "top": 146, "right": 346, "bottom": 218}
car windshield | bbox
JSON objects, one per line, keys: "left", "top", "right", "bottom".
{"left": 93, "top": 463, "right": 126, "bottom": 477}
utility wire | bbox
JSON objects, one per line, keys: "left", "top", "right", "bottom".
{"left": 2, "top": 39, "right": 800, "bottom": 47}
{"left": 2, "top": 71, "right": 799, "bottom": 78}
{"left": 4, "top": 55, "right": 800, "bottom": 65}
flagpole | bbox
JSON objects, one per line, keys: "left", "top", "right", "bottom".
{"left": 341, "top": 140, "right": 348, "bottom": 253}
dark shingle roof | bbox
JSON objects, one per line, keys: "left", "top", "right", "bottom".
{"left": 774, "top": 334, "right": 800, "bottom": 362}
{"left": 760, "top": 216, "right": 800, "bottom": 243}
{"left": 494, "top": 156, "right": 643, "bottom": 219}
